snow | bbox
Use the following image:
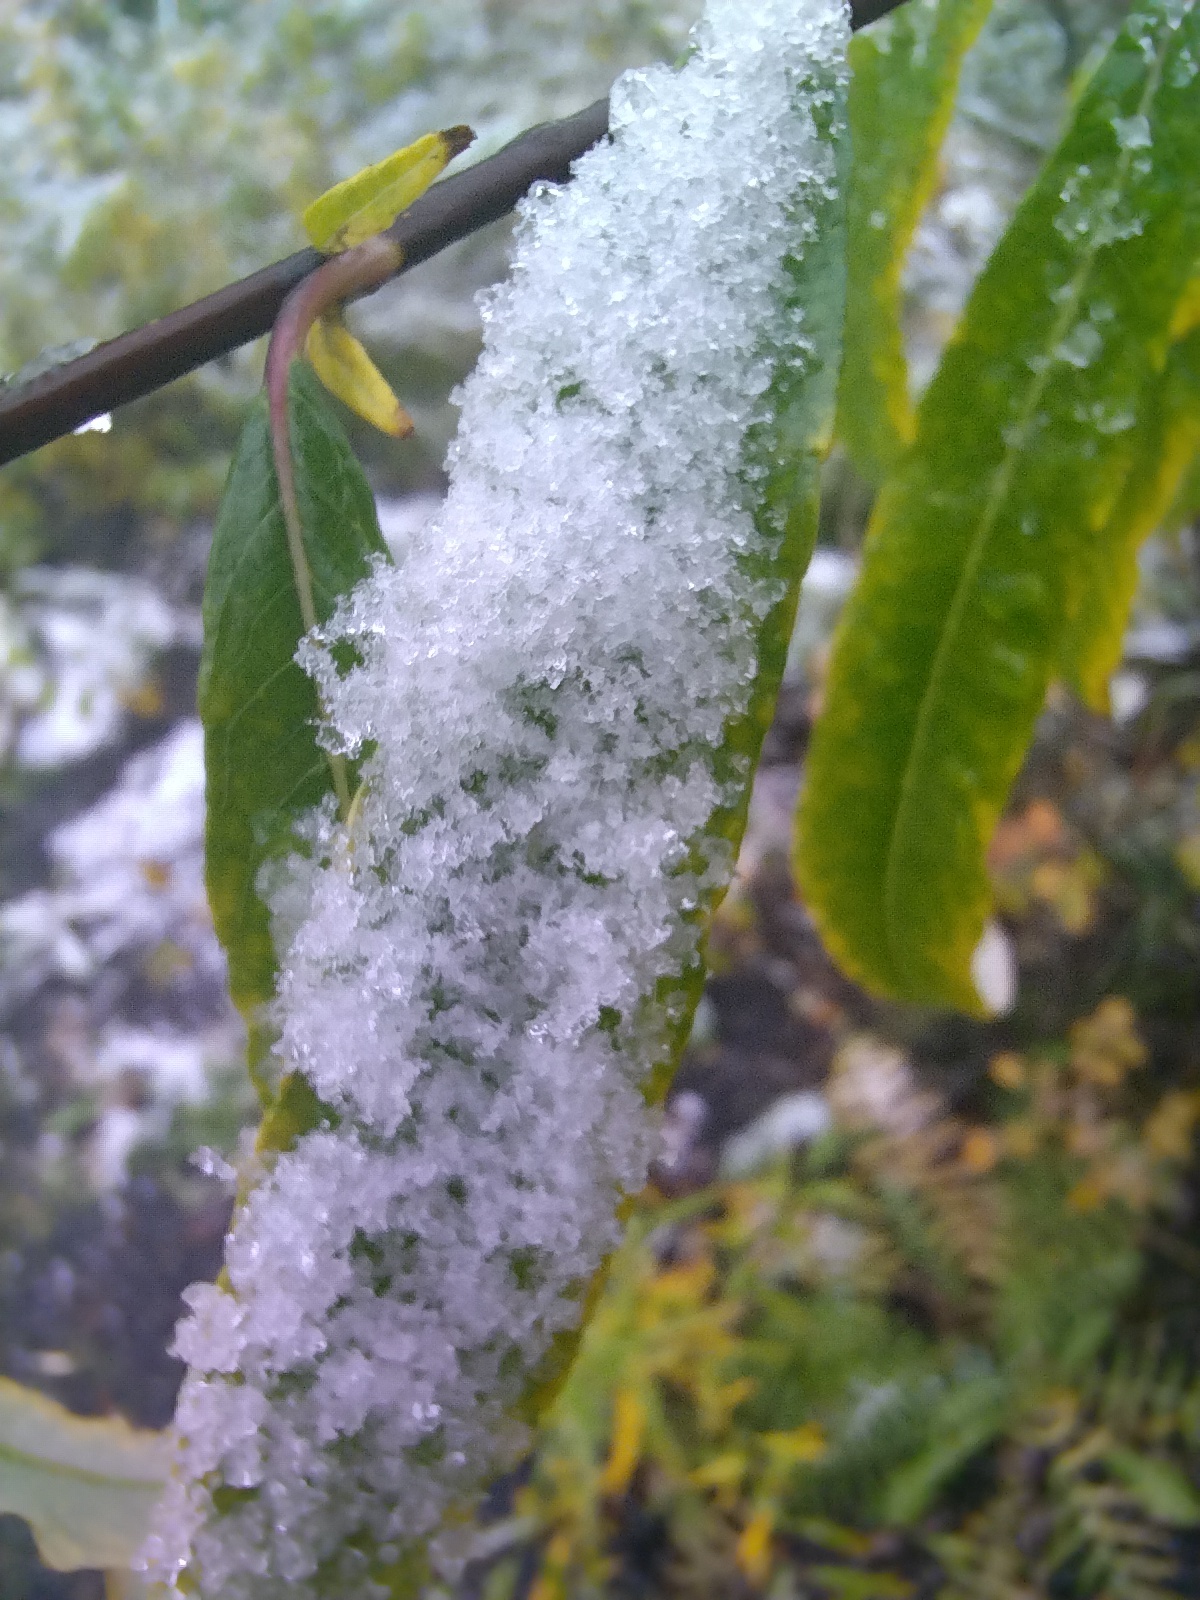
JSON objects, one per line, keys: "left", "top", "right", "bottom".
{"left": 146, "top": 0, "right": 849, "bottom": 1591}
{"left": 0, "top": 567, "right": 190, "bottom": 771}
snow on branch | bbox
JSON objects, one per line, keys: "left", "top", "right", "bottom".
{"left": 143, "top": 0, "right": 850, "bottom": 1592}
{"left": 0, "top": 0, "right": 902, "bottom": 467}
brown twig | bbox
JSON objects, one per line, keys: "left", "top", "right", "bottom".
{"left": 0, "top": 0, "right": 905, "bottom": 467}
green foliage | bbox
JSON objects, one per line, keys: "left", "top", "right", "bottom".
{"left": 836, "top": 0, "right": 994, "bottom": 484}
{"left": 174, "top": 18, "right": 852, "bottom": 1590}
{"left": 511, "top": 1010, "right": 1200, "bottom": 1599}
{"left": 1, "top": 1, "right": 699, "bottom": 553}
{"left": 199, "top": 359, "right": 389, "bottom": 1088}
{"left": 669, "top": 81, "right": 850, "bottom": 1100}
{"left": 797, "top": 0, "right": 1200, "bottom": 1012}
{"left": 10, "top": 0, "right": 1200, "bottom": 1591}
{"left": 0, "top": 1376, "right": 167, "bottom": 1572}
{"left": 934, "top": 1340, "right": 1200, "bottom": 1600}
{"left": 1061, "top": 319, "right": 1200, "bottom": 712}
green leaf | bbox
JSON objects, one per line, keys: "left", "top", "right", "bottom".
{"left": 806, "top": 1567, "right": 915, "bottom": 1598}
{"left": 1167, "top": 439, "right": 1200, "bottom": 530}
{"left": 0, "top": 1376, "right": 168, "bottom": 1572}
{"left": 200, "top": 360, "right": 390, "bottom": 1075}
{"left": 1104, "top": 1446, "right": 1200, "bottom": 1526}
{"left": 995, "top": 1154, "right": 1140, "bottom": 1375}
{"left": 796, "top": 0, "right": 1200, "bottom": 1011}
{"left": 836, "top": 0, "right": 993, "bottom": 484}
{"left": 878, "top": 1370, "right": 1009, "bottom": 1524}
{"left": 1061, "top": 321, "right": 1200, "bottom": 711}
{"left": 636, "top": 74, "right": 850, "bottom": 1108}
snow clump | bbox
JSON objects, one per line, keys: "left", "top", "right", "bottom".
{"left": 145, "top": 0, "right": 849, "bottom": 1591}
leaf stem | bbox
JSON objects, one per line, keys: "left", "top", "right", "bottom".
{"left": 264, "top": 237, "right": 402, "bottom": 817}
{"left": 0, "top": 0, "right": 909, "bottom": 467}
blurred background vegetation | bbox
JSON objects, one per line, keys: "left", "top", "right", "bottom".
{"left": 3, "top": 0, "right": 1200, "bottom": 1596}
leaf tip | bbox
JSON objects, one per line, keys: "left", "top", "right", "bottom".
{"left": 441, "top": 125, "right": 476, "bottom": 164}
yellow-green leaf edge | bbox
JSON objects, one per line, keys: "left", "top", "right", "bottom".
{"left": 0, "top": 1377, "right": 168, "bottom": 1572}
{"left": 836, "top": 0, "right": 994, "bottom": 485}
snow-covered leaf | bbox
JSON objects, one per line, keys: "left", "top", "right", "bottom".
{"left": 160, "top": 1, "right": 851, "bottom": 1590}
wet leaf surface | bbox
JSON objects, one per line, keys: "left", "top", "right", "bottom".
{"left": 798, "top": 0, "right": 1200, "bottom": 1010}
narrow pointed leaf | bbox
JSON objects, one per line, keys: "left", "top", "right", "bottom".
{"left": 797, "top": 0, "right": 1200, "bottom": 1011}
{"left": 1062, "top": 322, "right": 1200, "bottom": 710}
{"left": 0, "top": 1377, "right": 168, "bottom": 1572}
{"left": 835, "top": 0, "right": 993, "bottom": 484}
{"left": 199, "top": 361, "right": 390, "bottom": 1054}
{"left": 302, "top": 126, "right": 474, "bottom": 253}
{"left": 1104, "top": 1446, "right": 1200, "bottom": 1525}
{"left": 305, "top": 315, "right": 414, "bottom": 439}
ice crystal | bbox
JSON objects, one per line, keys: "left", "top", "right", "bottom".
{"left": 146, "top": 0, "right": 848, "bottom": 1592}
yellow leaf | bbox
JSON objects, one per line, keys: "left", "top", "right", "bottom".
{"left": 0, "top": 1377, "right": 169, "bottom": 1572}
{"left": 1143, "top": 1089, "right": 1200, "bottom": 1164}
{"left": 644, "top": 1256, "right": 715, "bottom": 1315}
{"left": 598, "top": 1386, "right": 645, "bottom": 1497}
{"left": 1003, "top": 1118, "right": 1040, "bottom": 1161}
{"left": 1069, "top": 996, "right": 1147, "bottom": 1088}
{"left": 1063, "top": 324, "right": 1200, "bottom": 712}
{"left": 989, "top": 1050, "right": 1027, "bottom": 1091}
{"left": 735, "top": 1507, "right": 775, "bottom": 1585}
{"left": 1030, "top": 854, "right": 1102, "bottom": 936}
{"left": 762, "top": 1422, "right": 827, "bottom": 1466}
{"left": 1067, "top": 1173, "right": 1107, "bottom": 1213}
{"left": 793, "top": 1517, "right": 875, "bottom": 1558}
{"left": 958, "top": 1127, "right": 1000, "bottom": 1175}
{"left": 1177, "top": 829, "right": 1200, "bottom": 890}
{"left": 303, "top": 126, "right": 475, "bottom": 253}
{"left": 305, "top": 316, "right": 414, "bottom": 439}
{"left": 1170, "top": 274, "right": 1200, "bottom": 341}
{"left": 689, "top": 1451, "right": 749, "bottom": 1491}
{"left": 532, "top": 1531, "right": 575, "bottom": 1600}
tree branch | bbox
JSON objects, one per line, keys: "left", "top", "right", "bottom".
{"left": 0, "top": 0, "right": 904, "bottom": 468}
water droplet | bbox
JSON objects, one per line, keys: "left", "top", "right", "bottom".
{"left": 972, "top": 921, "right": 1017, "bottom": 1015}
{"left": 192, "top": 1146, "right": 236, "bottom": 1184}
{"left": 1112, "top": 113, "right": 1151, "bottom": 150}
{"left": 1054, "top": 207, "right": 1092, "bottom": 243}
{"left": 1054, "top": 321, "right": 1103, "bottom": 369}
{"left": 1170, "top": 47, "right": 1197, "bottom": 88}
{"left": 72, "top": 412, "right": 112, "bottom": 436}
{"left": 1077, "top": 399, "right": 1136, "bottom": 435}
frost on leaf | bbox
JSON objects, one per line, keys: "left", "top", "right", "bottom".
{"left": 145, "top": 0, "right": 849, "bottom": 1593}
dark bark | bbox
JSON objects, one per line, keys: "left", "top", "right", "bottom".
{"left": 0, "top": 0, "right": 905, "bottom": 466}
